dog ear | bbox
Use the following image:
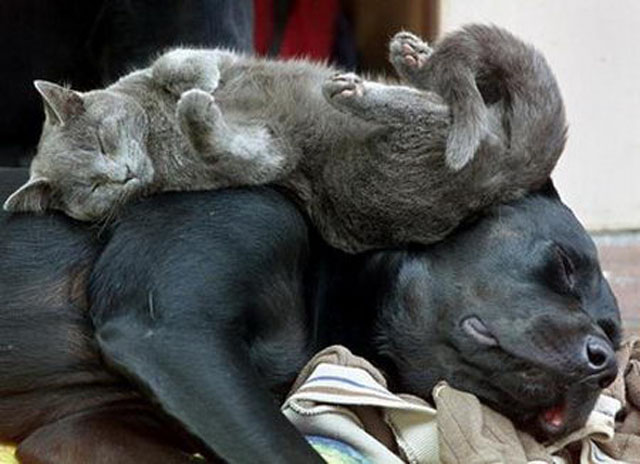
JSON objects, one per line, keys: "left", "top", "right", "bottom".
{"left": 34, "top": 80, "right": 85, "bottom": 125}
{"left": 3, "top": 178, "right": 54, "bottom": 213}
{"left": 537, "top": 178, "right": 561, "bottom": 200}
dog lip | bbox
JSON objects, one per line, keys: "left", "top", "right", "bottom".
{"left": 578, "top": 368, "right": 618, "bottom": 389}
{"left": 461, "top": 316, "right": 498, "bottom": 347}
{"left": 537, "top": 400, "right": 568, "bottom": 437}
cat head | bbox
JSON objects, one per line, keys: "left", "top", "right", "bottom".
{"left": 4, "top": 81, "right": 154, "bottom": 221}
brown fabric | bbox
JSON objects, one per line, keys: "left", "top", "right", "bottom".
{"left": 352, "top": 406, "right": 398, "bottom": 453}
{"left": 432, "top": 382, "right": 554, "bottom": 464}
{"left": 284, "top": 340, "right": 640, "bottom": 463}
{"left": 283, "top": 345, "right": 439, "bottom": 463}
{"left": 287, "top": 345, "right": 389, "bottom": 394}
{"left": 434, "top": 339, "right": 640, "bottom": 463}
{"left": 598, "top": 336, "right": 640, "bottom": 463}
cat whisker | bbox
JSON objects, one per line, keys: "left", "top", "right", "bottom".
{"left": 95, "top": 206, "right": 116, "bottom": 237}
{"left": 95, "top": 189, "right": 128, "bottom": 236}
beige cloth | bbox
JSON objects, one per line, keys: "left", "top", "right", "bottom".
{"left": 596, "top": 336, "right": 640, "bottom": 463}
{"left": 284, "top": 340, "right": 640, "bottom": 464}
{"left": 282, "top": 345, "right": 440, "bottom": 464}
{"left": 434, "top": 382, "right": 622, "bottom": 464}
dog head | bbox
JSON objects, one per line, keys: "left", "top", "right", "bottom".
{"left": 373, "top": 184, "right": 621, "bottom": 441}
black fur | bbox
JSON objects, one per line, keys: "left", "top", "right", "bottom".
{"left": 89, "top": 188, "right": 319, "bottom": 463}
{"left": 0, "top": 168, "right": 621, "bottom": 462}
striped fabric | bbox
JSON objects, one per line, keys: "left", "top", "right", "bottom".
{"left": 289, "top": 363, "right": 438, "bottom": 414}
{"left": 282, "top": 347, "right": 440, "bottom": 464}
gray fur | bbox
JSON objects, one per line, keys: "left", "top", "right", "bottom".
{"left": 5, "top": 25, "right": 567, "bottom": 252}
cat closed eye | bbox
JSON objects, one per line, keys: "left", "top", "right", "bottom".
{"left": 97, "top": 134, "right": 109, "bottom": 157}
{"left": 97, "top": 126, "right": 120, "bottom": 157}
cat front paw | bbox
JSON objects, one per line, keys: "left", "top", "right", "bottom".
{"left": 153, "top": 49, "right": 221, "bottom": 96}
{"left": 177, "top": 89, "right": 221, "bottom": 121}
{"left": 389, "top": 32, "right": 433, "bottom": 79}
{"left": 322, "top": 73, "right": 365, "bottom": 103}
{"left": 177, "top": 89, "right": 224, "bottom": 152}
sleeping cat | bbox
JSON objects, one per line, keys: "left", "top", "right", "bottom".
{"left": 4, "top": 24, "right": 566, "bottom": 252}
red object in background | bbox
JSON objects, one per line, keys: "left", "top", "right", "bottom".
{"left": 254, "top": 0, "right": 339, "bottom": 59}
{"left": 254, "top": 0, "right": 276, "bottom": 54}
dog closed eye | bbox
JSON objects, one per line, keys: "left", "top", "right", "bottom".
{"left": 538, "top": 243, "right": 578, "bottom": 296}
{"left": 554, "top": 246, "right": 576, "bottom": 290}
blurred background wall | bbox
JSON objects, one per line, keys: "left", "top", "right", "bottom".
{"left": 440, "top": 0, "right": 640, "bottom": 234}
{"left": 347, "top": 0, "right": 640, "bottom": 234}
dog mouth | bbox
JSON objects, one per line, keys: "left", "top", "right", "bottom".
{"left": 481, "top": 382, "right": 588, "bottom": 442}
{"left": 491, "top": 366, "right": 605, "bottom": 442}
{"left": 516, "top": 368, "right": 571, "bottom": 436}
{"left": 483, "top": 381, "right": 570, "bottom": 440}
{"left": 458, "top": 344, "right": 589, "bottom": 439}
{"left": 537, "top": 400, "right": 569, "bottom": 436}
{"left": 458, "top": 315, "right": 606, "bottom": 440}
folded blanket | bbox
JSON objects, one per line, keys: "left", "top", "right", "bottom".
{"left": 284, "top": 339, "right": 640, "bottom": 464}
{"left": 595, "top": 336, "right": 640, "bottom": 462}
{"left": 307, "top": 435, "right": 372, "bottom": 464}
{"left": 283, "top": 346, "right": 439, "bottom": 463}
{"left": 3, "top": 338, "right": 638, "bottom": 463}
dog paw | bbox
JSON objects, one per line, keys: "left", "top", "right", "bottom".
{"left": 389, "top": 32, "right": 433, "bottom": 75}
{"left": 322, "top": 73, "right": 365, "bottom": 103}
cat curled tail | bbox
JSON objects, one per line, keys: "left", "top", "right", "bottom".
{"left": 4, "top": 24, "right": 567, "bottom": 252}
{"left": 389, "top": 24, "right": 566, "bottom": 170}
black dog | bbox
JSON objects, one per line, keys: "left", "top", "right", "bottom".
{"left": 0, "top": 167, "right": 621, "bottom": 463}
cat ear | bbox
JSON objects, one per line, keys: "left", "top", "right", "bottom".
{"left": 3, "top": 177, "right": 54, "bottom": 213}
{"left": 33, "top": 80, "right": 84, "bottom": 125}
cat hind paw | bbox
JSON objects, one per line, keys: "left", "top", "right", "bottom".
{"left": 389, "top": 32, "right": 433, "bottom": 78}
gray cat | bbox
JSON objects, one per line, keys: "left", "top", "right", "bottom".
{"left": 4, "top": 24, "right": 566, "bottom": 252}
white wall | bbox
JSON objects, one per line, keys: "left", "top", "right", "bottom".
{"left": 440, "top": 0, "right": 640, "bottom": 231}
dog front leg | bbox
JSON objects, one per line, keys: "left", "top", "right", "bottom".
{"left": 94, "top": 316, "right": 323, "bottom": 464}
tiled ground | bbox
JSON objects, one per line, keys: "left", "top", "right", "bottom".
{"left": 594, "top": 232, "right": 640, "bottom": 337}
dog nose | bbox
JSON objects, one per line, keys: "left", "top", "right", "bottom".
{"left": 584, "top": 336, "right": 617, "bottom": 388}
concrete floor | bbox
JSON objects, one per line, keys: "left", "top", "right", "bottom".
{"left": 594, "top": 232, "right": 640, "bottom": 337}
